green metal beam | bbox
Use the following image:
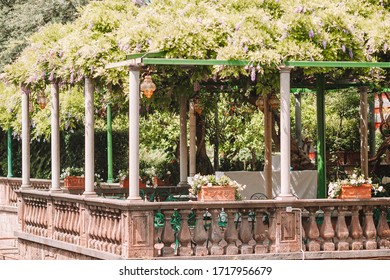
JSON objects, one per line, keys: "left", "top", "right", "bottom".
{"left": 316, "top": 75, "right": 326, "bottom": 198}
{"left": 7, "top": 127, "right": 13, "bottom": 178}
{"left": 284, "top": 61, "right": 390, "bottom": 68}
{"left": 126, "top": 51, "right": 166, "bottom": 60}
{"left": 142, "top": 58, "right": 250, "bottom": 66}
{"left": 107, "top": 104, "right": 113, "bottom": 183}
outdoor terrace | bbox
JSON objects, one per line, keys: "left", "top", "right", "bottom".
{"left": 1, "top": 177, "right": 390, "bottom": 260}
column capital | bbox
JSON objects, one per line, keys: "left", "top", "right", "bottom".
{"left": 279, "top": 66, "right": 294, "bottom": 73}
{"left": 21, "top": 85, "right": 31, "bottom": 95}
{"left": 358, "top": 86, "right": 369, "bottom": 93}
{"left": 128, "top": 65, "right": 142, "bottom": 71}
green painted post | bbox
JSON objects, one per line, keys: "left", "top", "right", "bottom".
{"left": 316, "top": 75, "right": 326, "bottom": 198}
{"left": 7, "top": 127, "right": 13, "bottom": 177}
{"left": 107, "top": 103, "right": 113, "bottom": 183}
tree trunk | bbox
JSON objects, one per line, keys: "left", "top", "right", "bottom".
{"left": 248, "top": 94, "right": 315, "bottom": 170}
{"left": 196, "top": 113, "right": 214, "bottom": 175}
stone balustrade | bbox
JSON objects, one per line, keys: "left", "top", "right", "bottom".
{"left": 12, "top": 187, "right": 390, "bottom": 260}
{"left": 0, "top": 178, "right": 53, "bottom": 207}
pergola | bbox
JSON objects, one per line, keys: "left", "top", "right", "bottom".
{"left": 18, "top": 53, "right": 390, "bottom": 200}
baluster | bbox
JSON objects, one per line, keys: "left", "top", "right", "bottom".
{"left": 34, "top": 201, "right": 40, "bottom": 234}
{"left": 115, "top": 213, "right": 122, "bottom": 255}
{"left": 58, "top": 202, "right": 65, "bottom": 241}
{"left": 306, "top": 207, "right": 320, "bottom": 251}
{"left": 349, "top": 205, "right": 363, "bottom": 250}
{"left": 320, "top": 207, "right": 335, "bottom": 251}
{"left": 88, "top": 208, "right": 96, "bottom": 249}
{"left": 63, "top": 204, "right": 70, "bottom": 242}
{"left": 101, "top": 210, "right": 108, "bottom": 252}
{"left": 225, "top": 209, "right": 239, "bottom": 255}
{"left": 106, "top": 211, "right": 113, "bottom": 253}
{"left": 36, "top": 202, "right": 42, "bottom": 236}
{"left": 178, "top": 209, "right": 192, "bottom": 256}
{"left": 239, "top": 209, "right": 254, "bottom": 254}
{"left": 72, "top": 206, "right": 79, "bottom": 244}
{"left": 363, "top": 205, "right": 377, "bottom": 250}
{"left": 67, "top": 204, "right": 74, "bottom": 243}
{"left": 209, "top": 209, "right": 223, "bottom": 255}
{"left": 377, "top": 206, "right": 390, "bottom": 249}
{"left": 76, "top": 208, "right": 81, "bottom": 245}
{"left": 24, "top": 200, "right": 30, "bottom": 233}
{"left": 71, "top": 205, "right": 78, "bottom": 243}
{"left": 31, "top": 200, "right": 37, "bottom": 234}
{"left": 161, "top": 210, "right": 175, "bottom": 256}
{"left": 97, "top": 209, "right": 104, "bottom": 251}
{"left": 193, "top": 210, "right": 209, "bottom": 256}
{"left": 335, "top": 206, "right": 350, "bottom": 251}
{"left": 253, "top": 209, "right": 268, "bottom": 254}
{"left": 53, "top": 203, "right": 59, "bottom": 240}
{"left": 110, "top": 212, "right": 117, "bottom": 254}
{"left": 43, "top": 201, "right": 49, "bottom": 237}
{"left": 267, "top": 208, "right": 276, "bottom": 252}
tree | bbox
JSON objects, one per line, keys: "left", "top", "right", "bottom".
{"left": 0, "top": 0, "right": 89, "bottom": 72}
{"left": 2, "top": 0, "right": 390, "bottom": 174}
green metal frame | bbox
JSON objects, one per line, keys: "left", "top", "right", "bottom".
{"left": 113, "top": 52, "right": 390, "bottom": 199}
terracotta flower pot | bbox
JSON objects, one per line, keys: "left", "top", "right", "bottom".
{"left": 197, "top": 185, "right": 236, "bottom": 201}
{"left": 338, "top": 184, "right": 372, "bottom": 199}
{"left": 64, "top": 176, "right": 85, "bottom": 190}
{"left": 120, "top": 178, "right": 146, "bottom": 189}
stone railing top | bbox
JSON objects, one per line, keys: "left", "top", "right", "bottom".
{"left": 16, "top": 188, "right": 390, "bottom": 210}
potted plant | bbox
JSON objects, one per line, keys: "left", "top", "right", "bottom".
{"left": 189, "top": 174, "right": 245, "bottom": 201}
{"left": 117, "top": 170, "right": 148, "bottom": 189}
{"left": 328, "top": 171, "right": 384, "bottom": 199}
{"left": 61, "top": 166, "right": 85, "bottom": 190}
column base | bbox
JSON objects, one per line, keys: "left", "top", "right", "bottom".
{"left": 177, "top": 182, "right": 190, "bottom": 188}
{"left": 20, "top": 184, "right": 33, "bottom": 190}
{"left": 274, "top": 194, "right": 297, "bottom": 201}
{"left": 127, "top": 196, "right": 143, "bottom": 201}
{"left": 82, "top": 191, "right": 97, "bottom": 197}
{"left": 49, "top": 188, "right": 63, "bottom": 193}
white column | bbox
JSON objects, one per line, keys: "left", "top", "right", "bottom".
{"left": 128, "top": 66, "right": 141, "bottom": 200}
{"left": 21, "top": 87, "right": 31, "bottom": 189}
{"left": 50, "top": 82, "right": 61, "bottom": 191}
{"left": 278, "top": 67, "right": 294, "bottom": 200}
{"left": 178, "top": 93, "right": 189, "bottom": 187}
{"left": 263, "top": 94, "right": 273, "bottom": 199}
{"left": 359, "top": 86, "right": 369, "bottom": 179}
{"left": 83, "top": 77, "right": 96, "bottom": 196}
{"left": 189, "top": 101, "right": 196, "bottom": 177}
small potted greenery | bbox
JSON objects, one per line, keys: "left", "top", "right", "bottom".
{"left": 189, "top": 174, "right": 245, "bottom": 201}
{"left": 117, "top": 170, "right": 149, "bottom": 189}
{"left": 328, "top": 170, "right": 384, "bottom": 199}
{"left": 60, "top": 166, "right": 85, "bottom": 190}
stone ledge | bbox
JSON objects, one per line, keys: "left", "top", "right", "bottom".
{"left": 0, "top": 206, "right": 17, "bottom": 213}
{"left": 15, "top": 231, "right": 125, "bottom": 260}
{"left": 155, "top": 249, "right": 390, "bottom": 260}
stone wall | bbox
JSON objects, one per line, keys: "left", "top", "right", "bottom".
{"left": 18, "top": 239, "right": 98, "bottom": 260}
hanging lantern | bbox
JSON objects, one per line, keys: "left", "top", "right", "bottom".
{"left": 37, "top": 92, "right": 47, "bottom": 109}
{"left": 269, "top": 95, "right": 280, "bottom": 109}
{"left": 194, "top": 97, "right": 202, "bottom": 115}
{"left": 256, "top": 95, "right": 279, "bottom": 110}
{"left": 140, "top": 75, "right": 156, "bottom": 98}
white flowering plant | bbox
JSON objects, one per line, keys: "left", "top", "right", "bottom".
{"left": 60, "top": 166, "right": 84, "bottom": 179}
{"left": 328, "top": 171, "right": 384, "bottom": 198}
{"left": 189, "top": 174, "right": 245, "bottom": 200}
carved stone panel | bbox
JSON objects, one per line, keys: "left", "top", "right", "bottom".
{"left": 127, "top": 211, "right": 155, "bottom": 258}
{"left": 270, "top": 209, "right": 302, "bottom": 253}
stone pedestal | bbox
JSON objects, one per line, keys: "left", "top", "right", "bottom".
{"left": 269, "top": 209, "right": 302, "bottom": 253}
